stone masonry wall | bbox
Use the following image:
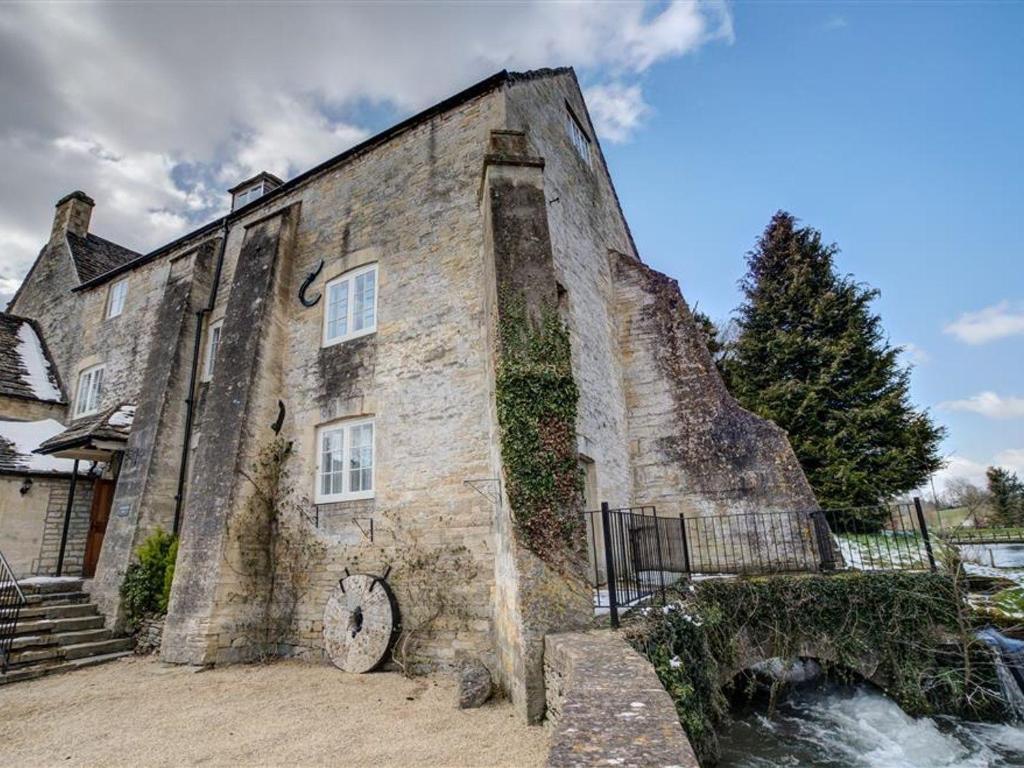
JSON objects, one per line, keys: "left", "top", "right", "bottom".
{"left": 233, "top": 90, "right": 509, "bottom": 670}
{"left": 504, "top": 72, "right": 636, "bottom": 510}
{"left": 35, "top": 476, "right": 94, "bottom": 576}
{"left": 91, "top": 245, "right": 214, "bottom": 625}
{"left": 544, "top": 631, "right": 699, "bottom": 768}
{"left": 0, "top": 474, "right": 90, "bottom": 577}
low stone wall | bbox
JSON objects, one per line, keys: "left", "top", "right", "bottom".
{"left": 544, "top": 631, "right": 698, "bottom": 768}
{"left": 134, "top": 616, "right": 165, "bottom": 655}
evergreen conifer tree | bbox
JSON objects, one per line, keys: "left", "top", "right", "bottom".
{"left": 724, "top": 212, "right": 945, "bottom": 525}
{"left": 986, "top": 466, "right": 1024, "bottom": 526}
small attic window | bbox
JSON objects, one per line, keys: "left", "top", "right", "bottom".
{"left": 565, "top": 107, "right": 592, "bottom": 168}
{"left": 229, "top": 172, "right": 283, "bottom": 211}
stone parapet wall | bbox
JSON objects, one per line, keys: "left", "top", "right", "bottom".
{"left": 544, "top": 631, "right": 698, "bottom": 768}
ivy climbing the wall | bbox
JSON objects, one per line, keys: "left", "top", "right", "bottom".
{"left": 627, "top": 572, "right": 1006, "bottom": 766}
{"left": 496, "top": 292, "right": 584, "bottom": 565}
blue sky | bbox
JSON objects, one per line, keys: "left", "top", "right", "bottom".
{"left": 604, "top": 2, "right": 1024, "bottom": 492}
{"left": 0, "top": 1, "right": 1020, "bottom": 492}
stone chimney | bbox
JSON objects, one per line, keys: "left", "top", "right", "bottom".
{"left": 51, "top": 190, "right": 94, "bottom": 242}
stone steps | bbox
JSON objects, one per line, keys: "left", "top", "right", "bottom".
{"left": 1, "top": 602, "right": 98, "bottom": 621}
{"left": 1, "top": 577, "right": 130, "bottom": 685}
{"left": 0, "top": 651, "right": 133, "bottom": 686}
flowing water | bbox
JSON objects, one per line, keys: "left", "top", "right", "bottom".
{"left": 717, "top": 682, "right": 1024, "bottom": 768}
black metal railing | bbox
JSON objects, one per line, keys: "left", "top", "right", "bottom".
{"left": 0, "top": 549, "right": 27, "bottom": 674}
{"left": 584, "top": 498, "right": 937, "bottom": 627}
{"left": 814, "top": 498, "right": 937, "bottom": 572}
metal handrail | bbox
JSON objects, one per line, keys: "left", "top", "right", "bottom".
{"left": 0, "top": 548, "right": 27, "bottom": 674}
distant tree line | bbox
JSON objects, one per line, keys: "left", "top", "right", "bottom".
{"left": 945, "top": 468, "right": 1024, "bottom": 527}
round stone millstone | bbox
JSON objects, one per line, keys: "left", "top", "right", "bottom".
{"left": 323, "top": 574, "right": 398, "bottom": 673}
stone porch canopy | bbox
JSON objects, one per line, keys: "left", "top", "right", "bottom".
{"left": 35, "top": 403, "right": 135, "bottom": 462}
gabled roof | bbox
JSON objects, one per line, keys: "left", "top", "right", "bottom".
{"left": 65, "top": 232, "right": 141, "bottom": 284}
{"left": 74, "top": 67, "right": 576, "bottom": 292}
{"left": 36, "top": 403, "right": 135, "bottom": 456}
{"left": 0, "top": 314, "right": 64, "bottom": 403}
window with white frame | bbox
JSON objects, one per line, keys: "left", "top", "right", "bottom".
{"left": 565, "top": 108, "right": 592, "bottom": 168}
{"left": 315, "top": 418, "right": 375, "bottom": 503}
{"left": 232, "top": 182, "right": 266, "bottom": 210}
{"left": 74, "top": 364, "right": 105, "bottom": 417}
{"left": 106, "top": 278, "right": 128, "bottom": 319}
{"left": 203, "top": 318, "right": 224, "bottom": 380}
{"left": 323, "top": 264, "right": 377, "bottom": 346}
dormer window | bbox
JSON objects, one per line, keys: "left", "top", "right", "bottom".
{"left": 228, "top": 171, "right": 283, "bottom": 211}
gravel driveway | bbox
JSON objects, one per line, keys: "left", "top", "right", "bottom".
{"left": 0, "top": 656, "right": 548, "bottom": 767}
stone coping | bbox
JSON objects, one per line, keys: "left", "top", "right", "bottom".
{"left": 544, "top": 630, "right": 699, "bottom": 768}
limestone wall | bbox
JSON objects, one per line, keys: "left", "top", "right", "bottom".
{"left": 504, "top": 72, "right": 635, "bottom": 510}
{"left": 0, "top": 396, "right": 65, "bottom": 422}
{"left": 544, "top": 631, "right": 698, "bottom": 768}
{"left": 160, "top": 88, "right": 508, "bottom": 667}
{"left": 0, "top": 474, "right": 93, "bottom": 577}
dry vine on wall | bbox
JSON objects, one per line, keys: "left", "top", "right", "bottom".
{"left": 226, "top": 436, "right": 324, "bottom": 660}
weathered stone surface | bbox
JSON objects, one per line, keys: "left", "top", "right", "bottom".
{"left": 323, "top": 574, "right": 397, "bottom": 673}
{"left": 133, "top": 616, "right": 165, "bottom": 655}
{"left": 457, "top": 660, "right": 492, "bottom": 708}
{"left": 544, "top": 631, "right": 699, "bottom": 768}
{"left": 5, "top": 69, "right": 818, "bottom": 723}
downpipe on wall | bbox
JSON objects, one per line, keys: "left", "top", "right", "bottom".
{"left": 172, "top": 221, "right": 229, "bottom": 535}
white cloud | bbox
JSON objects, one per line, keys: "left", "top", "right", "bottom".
{"left": 940, "top": 392, "right": 1024, "bottom": 419}
{"left": 0, "top": 1, "right": 733, "bottom": 299}
{"left": 824, "top": 16, "right": 848, "bottom": 31}
{"left": 944, "top": 301, "right": 1024, "bottom": 345}
{"left": 930, "top": 454, "right": 989, "bottom": 494}
{"left": 230, "top": 94, "right": 369, "bottom": 181}
{"left": 898, "top": 342, "right": 930, "bottom": 365}
{"left": 584, "top": 83, "right": 652, "bottom": 143}
{"left": 996, "top": 448, "right": 1024, "bottom": 477}
{"left": 927, "top": 450, "right": 1024, "bottom": 496}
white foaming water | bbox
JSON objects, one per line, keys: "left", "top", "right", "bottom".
{"left": 718, "top": 684, "right": 1024, "bottom": 768}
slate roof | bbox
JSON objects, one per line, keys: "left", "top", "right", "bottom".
{"left": 73, "top": 68, "right": 581, "bottom": 292}
{"left": 35, "top": 403, "right": 135, "bottom": 455}
{"left": 0, "top": 313, "right": 64, "bottom": 403}
{"left": 65, "top": 232, "right": 141, "bottom": 284}
{"left": 0, "top": 419, "right": 82, "bottom": 475}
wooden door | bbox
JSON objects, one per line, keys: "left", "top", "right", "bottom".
{"left": 83, "top": 479, "right": 115, "bottom": 578}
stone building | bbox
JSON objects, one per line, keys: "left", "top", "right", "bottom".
{"left": 1, "top": 68, "right": 814, "bottom": 718}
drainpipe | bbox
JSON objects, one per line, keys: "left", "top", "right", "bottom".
{"left": 172, "top": 221, "right": 229, "bottom": 535}
{"left": 56, "top": 460, "right": 80, "bottom": 576}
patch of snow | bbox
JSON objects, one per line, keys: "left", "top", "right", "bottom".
{"left": 107, "top": 404, "right": 135, "bottom": 429}
{"left": 17, "top": 576, "right": 81, "bottom": 585}
{"left": 0, "top": 419, "right": 82, "bottom": 474}
{"left": 15, "top": 323, "right": 61, "bottom": 402}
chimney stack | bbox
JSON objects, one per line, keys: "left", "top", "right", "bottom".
{"left": 51, "top": 191, "right": 94, "bottom": 242}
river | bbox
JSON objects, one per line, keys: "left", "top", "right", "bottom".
{"left": 717, "top": 682, "right": 1024, "bottom": 768}
{"left": 718, "top": 542, "right": 1024, "bottom": 767}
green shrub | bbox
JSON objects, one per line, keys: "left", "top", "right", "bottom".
{"left": 120, "top": 528, "right": 178, "bottom": 629}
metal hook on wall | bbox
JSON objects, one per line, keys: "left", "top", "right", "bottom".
{"left": 299, "top": 259, "right": 325, "bottom": 307}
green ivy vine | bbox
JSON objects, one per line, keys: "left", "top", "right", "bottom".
{"left": 495, "top": 291, "right": 584, "bottom": 564}
{"left": 626, "top": 572, "right": 1006, "bottom": 766}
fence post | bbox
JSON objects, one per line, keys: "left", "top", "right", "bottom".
{"left": 651, "top": 511, "right": 667, "bottom": 602}
{"left": 810, "top": 510, "right": 837, "bottom": 572}
{"left": 600, "top": 502, "right": 619, "bottom": 629}
{"left": 678, "top": 514, "right": 692, "bottom": 578}
{"left": 914, "top": 497, "right": 938, "bottom": 572}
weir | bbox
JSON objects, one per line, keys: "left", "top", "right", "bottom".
{"left": 978, "top": 627, "right": 1024, "bottom": 721}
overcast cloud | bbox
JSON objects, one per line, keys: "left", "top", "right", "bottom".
{"left": 0, "top": 1, "right": 733, "bottom": 306}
